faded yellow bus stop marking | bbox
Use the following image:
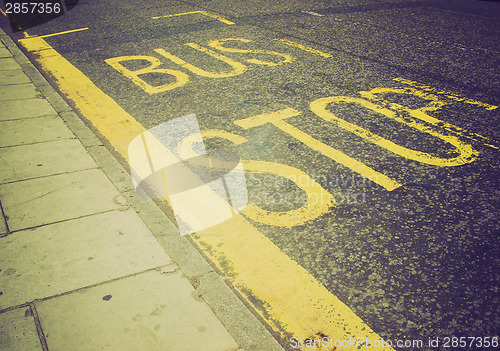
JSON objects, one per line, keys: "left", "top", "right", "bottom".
{"left": 18, "top": 33, "right": 394, "bottom": 350}
{"left": 394, "top": 77, "right": 498, "bottom": 111}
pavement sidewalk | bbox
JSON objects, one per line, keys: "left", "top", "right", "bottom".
{"left": 0, "top": 29, "right": 283, "bottom": 351}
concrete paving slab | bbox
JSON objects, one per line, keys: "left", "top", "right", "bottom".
{"left": 0, "top": 307, "right": 43, "bottom": 351}
{"left": 198, "top": 272, "right": 284, "bottom": 351}
{"left": 0, "top": 115, "right": 75, "bottom": 147}
{"left": 0, "top": 99, "right": 56, "bottom": 121}
{"left": 0, "top": 47, "right": 11, "bottom": 58}
{"left": 0, "top": 83, "right": 40, "bottom": 101}
{"left": 0, "top": 57, "right": 20, "bottom": 71}
{"left": 36, "top": 269, "right": 239, "bottom": 351}
{"left": 0, "top": 69, "right": 31, "bottom": 85}
{"left": 0, "top": 168, "right": 127, "bottom": 231}
{"left": 0, "top": 139, "right": 98, "bottom": 183}
{"left": 0, "top": 209, "right": 171, "bottom": 309}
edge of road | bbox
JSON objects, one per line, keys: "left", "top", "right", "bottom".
{"left": 0, "top": 28, "right": 285, "bottom": 351}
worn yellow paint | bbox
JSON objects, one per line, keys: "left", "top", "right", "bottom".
{"left": 99, "top": 38, "right": 298, "bottom": 92}
{"left": 23, "top": 27, "right": 89, "bottom": 39}
{"left": 0, "top": 8, "right": 7, "bottom": 16}
{"left": 361, "top": 86, "right": 500, "bottom": 150}
{"left": 105, "top": 55, "right": 190, "bottom": 94}
{"left": 152, "top": 10, "right": 235, "bottom": 25}
{"left": 176, "top": 129, "right": 249, "bottom": 160}
{"left": 360, "top": 86, "right": 448, "bottom": 114}
{"left": 202, "top": 129, "right": 249, "bottom": 146}
{"left": 195, "top": 213, "right": 394, "bottom": 350}
{"left": 311, "top": 96, "right": 478, "bottom": 166}
{"left": 394, "top": 77, "right": 498, "bottom": 110}
{"left": 177, "top": 129, "right": 334, "bottom": 227}
{"left": 240, "top": 160, "right": 334, "bottom": 227}
{"left": 18, "top": 35, "right": 394, "bottom": 351}
{"left": 155, "top": 45, "right": 247, "bottom": 78}
{"left": 275, "top": 38, "right": 332, "bottom": 58}
{"left": 235, "top": 108, "right": 402, "bottom": 191}
{"left": 209, "top": 38, "right": 295, "bottom": 66}
{"left": 177, "top": 129, "right": 335, "bottom": 228}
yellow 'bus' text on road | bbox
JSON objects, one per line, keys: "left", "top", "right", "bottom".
{"left": 105, "top": 38, "right": 295, "bottom": 93}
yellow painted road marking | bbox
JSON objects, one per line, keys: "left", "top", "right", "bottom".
{"left": 104, "top": 38, "right": 294, "bottom": 93}
{"left": 155, "top": 45, "right": 247, "bottom": 78}
{"left": 301, "top": 10, "right": 324, "bottom": 17}
{"left": 240, "top": 160, "right": 334, "bottom": 227}
{"left": 394, "top": 77, "right": 498, "bottom": 110}
{"left": 209, "top": 38, "right": 295, "bottom": 66}
{"left": 275, "top": 38, "right": 332, "bottom": 58}
{"left": 235, "top": 108, "right": 402, "bottom": 191}
{"left": 311, "top": 96, "right": 478, "bottom": 166}
{"left": 152, "top": 10, "right": 235, "bottom": 25}
{"left": 0, "top": 8, "right": 6, "bottom": 17}
{"left": 194, "top": 214, "right": 394, "bottom": 350}
{"left": 362, "top": 86, "right": 500, "bottom": 150}
{"left": 105, "top": 55, "right": 190, "bottom": 94}
{"left": 18, "top": 36, "right": 144, "bottom": 155}
{"left": 18, "top": 35, "right": 394, "bottom": 350}
{"left": 22, "top": 27, "right": 89, "bottom": 39}
{"left": 177, "top": 130, "right": 334, "bottom": 227}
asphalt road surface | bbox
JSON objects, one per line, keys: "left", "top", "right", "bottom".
{"left": 2, "top": 0, "right": 499, "bottom": 350}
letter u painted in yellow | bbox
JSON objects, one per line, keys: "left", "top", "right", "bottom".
{"left": 154, "top": 44, "right": 247, "bottom": 78}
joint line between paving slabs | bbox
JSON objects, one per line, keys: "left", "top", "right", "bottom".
{"left": 0, "top": 208, "right": 130, "bottom": 239}
{"left": 0, "top": 264, "right": 179, "bottom": 314}
{"left": 0, "top": 113, "right": 61, "bottom": 122}
{"left": 0, "top": 166, "right": 101, "bottom": 186}
{"left": 30, "top": 303, "right": 49, "bottom": 351}
{"left": 0, "top": 135, "right": 79, "bottom": 149}
{"left": 0, "top": 302, "right": 30, "bottom": 315}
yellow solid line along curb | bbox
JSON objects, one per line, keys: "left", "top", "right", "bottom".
{"left": 19, "top": 35, "right": 394, "bottom": 350}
